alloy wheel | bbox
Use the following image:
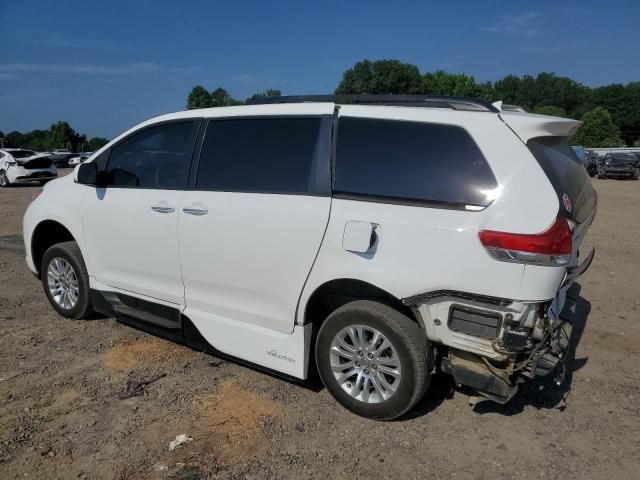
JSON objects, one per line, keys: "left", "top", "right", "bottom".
{"left": 329, "top": 325, "right": 402, "bottom": 404}
{"left": 47, "top": 257, "right": 80, "bottom": 310}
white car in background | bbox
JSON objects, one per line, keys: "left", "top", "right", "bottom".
{"left": 23, "top": 95, "right": 597, "bottom": 419}
{"left": 0, "top": 148, "right": 57, "bottom": 187}
{"left": 68, "top": 152, "right": 94, "bottom": 167}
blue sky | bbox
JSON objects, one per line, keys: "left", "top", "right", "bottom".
{"left": 1, "top": 0, "right": 638, "bottom": 139}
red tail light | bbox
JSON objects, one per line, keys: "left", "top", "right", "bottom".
{"left": 479, "top": 216, "right": 572, "bottom": 266}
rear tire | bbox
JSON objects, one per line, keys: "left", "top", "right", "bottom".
{"left": 41, "top": 241, "right": 94, "bottom": 319}
{"left": 315, "top": 300, "right": 432, "bottom": 420}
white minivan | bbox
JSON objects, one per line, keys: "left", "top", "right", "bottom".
{"left": 23, "top": 96, "right": 596, "bottom": 419}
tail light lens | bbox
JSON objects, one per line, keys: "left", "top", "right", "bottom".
{"left": 479, "top": 216, "right": 572, "bottom": 267}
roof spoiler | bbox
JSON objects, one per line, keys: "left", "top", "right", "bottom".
{"left": 500, "top": 111, "right": 582, "bottom": 142}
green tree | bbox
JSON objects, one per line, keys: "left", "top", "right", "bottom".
{"left": 48, "top": 121, "right": 84, "bottom": 151}
{"left": 210, "top": 87, "right": 242, "bottom": 106}
{"left": 186, "top": 85, "right": 212, "bottom": 109}
{"left": 246, "top": 89, "right": 282, "bottom": 102}
{"left": 335, "top": 59, "right": 422, "bottom": 94}
{"left": 590, "top": 82, "right": 640, "bottom": 146}
{"left": 492, "top": 74, "right": 522, "bottom": 104}
{"left": 532, "top": 105, "right": 567, "bottom": 117}
{"left": 85, "top": 137, "right": 110, "bottom": 151}
{"left": 476, "top": 81, "right": 495, "bottom": 102}
{"left": 421, "top": 70, "right": 480, "bottom": 97}
{"left": 572, "top": 107, "right": 625, "bottom": 147}
{"left": 491, "top": 72, "right": 587, "bottom": 116}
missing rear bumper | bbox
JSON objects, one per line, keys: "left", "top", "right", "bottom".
{"left": 441, "top": 350, "right": 517, "bottom": 403}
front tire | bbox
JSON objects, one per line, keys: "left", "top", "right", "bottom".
{"left": 41, "top": 241, "right": 94, "bottom": 319}
{"left": 0, "top": 170, "right": 10, "bottom": 187}
{"left": 315, "top": 300, "right": 432, "bottom": 420}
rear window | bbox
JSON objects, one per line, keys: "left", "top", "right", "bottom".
{"left": 10, "top": 150, "right": 35, "bottom": 159}
{"left": 527, "top": 136, "right": 596, "bottom": 223}
{"left": 334, "top": 117, "right": 497, "bottom": 208}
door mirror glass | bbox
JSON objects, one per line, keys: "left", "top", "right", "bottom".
{"left": 77, "top": 162, "right": 97, "bottom": 185}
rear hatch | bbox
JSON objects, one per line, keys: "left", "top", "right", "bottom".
{"left": 501, "top": 111, "right": 596, "bottom": 269}
{"left": 19, "top": 154, "right": 54, "bottom": 170}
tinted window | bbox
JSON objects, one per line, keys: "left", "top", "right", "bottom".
{"left": 106, "top": 121, "right": 197, "bottom": 189}
{"left": 11, "top": 150, "right": 36, "bottom": 159}
{"left": 527, "top": 136, "right": 596, "bottom": 223}
{"left": 334, "top": 117, "right": 497, "bottom": 207}
{"left": 196, "top": 117, "right": 328, "bottom": 194}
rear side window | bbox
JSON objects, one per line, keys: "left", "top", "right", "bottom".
{"left": 196, "top": 117, "right": 329, "bottom": 195}
{"left": 527, "top": 136, "right": 596, "bottom": 223}
{"left": 106, "top": 121, "right": 198, "bottom": 189}
{"left": 334, "top": 117, "right": 497, "bottom": 207}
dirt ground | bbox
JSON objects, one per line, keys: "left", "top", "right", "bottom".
{"left": 1, "top": 171, "right": 639, "bottom": 480}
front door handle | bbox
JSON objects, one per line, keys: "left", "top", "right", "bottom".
{"left": 150, "top": 203, "right": 175, "bottom": 214}
{"left": 183, "top": 207, "right": 208, "bottom": 216}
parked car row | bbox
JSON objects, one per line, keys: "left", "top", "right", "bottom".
{"left": 573, "top": 146, "right": 640, "bottom": 180}
{"left": 68, "top": 152, "right": 94, "bottom": 166}
{"left": 0, "top": 148, "right": 97, "bottom": 187}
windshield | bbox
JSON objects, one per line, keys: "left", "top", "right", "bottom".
{"left": 10, "top": 150, "right": 36, "bottom": 159}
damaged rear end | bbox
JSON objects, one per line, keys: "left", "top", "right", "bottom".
{"left": 18, "top": 153, "right": 55, "bottom": 170}
{"left": 411, "top": 112, "right": 597, "bottom": 403}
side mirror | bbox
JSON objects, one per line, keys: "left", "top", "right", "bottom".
{"left": 77, "top": 162, "right": 106, "bottom": 187}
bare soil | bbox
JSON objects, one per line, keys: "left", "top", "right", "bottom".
{"left": 1, "top": 171, "right": 639, "bottom": 479}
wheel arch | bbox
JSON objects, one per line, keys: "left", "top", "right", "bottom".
{"left": 31, "top": 220, "right": 77, "bottom": 275}
{"left": 302, "top": 278, "right": 419, "bottom": 332}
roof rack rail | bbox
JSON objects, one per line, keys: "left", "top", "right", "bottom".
{"left": 246, "top": 94, "right": 499, "bottom": 112}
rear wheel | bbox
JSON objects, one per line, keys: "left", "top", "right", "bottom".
{"left": 315, "top": 300, "right": 432, "bottom": 420}
{"left": 41, "top": 241, "right": 94, "bottom": 319}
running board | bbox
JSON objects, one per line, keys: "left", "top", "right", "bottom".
{"left": 90, "top": 289, "right": 181, "bottom": 330}
{"left": 88, "top": 288, "right": 311, "bottom": 383}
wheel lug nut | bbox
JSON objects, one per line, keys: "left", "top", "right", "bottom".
{"left": 357, "top": 351, "right": 363, "bottom": 357}
{"left": 355, "top": 361, "right": 361, "bottom": 367}
{"left": 367, "top": 352, "right": 373, "bottom": 359}
{"left": 372, "top": 364, "right": 377, "bottom": 370}
{"left": 364, "top": 369, "right": 369, "bottom": 375}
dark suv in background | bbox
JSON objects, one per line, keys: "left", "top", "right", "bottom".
{"left": 597, "top": 153, "right": 640, "bottom": 180}
{"left": 584, "top": 150, "right": 598, "bottom": 177}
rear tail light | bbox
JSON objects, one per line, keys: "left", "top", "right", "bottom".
{"left": 479, "top": 216, "right": 572, "bottom": 267}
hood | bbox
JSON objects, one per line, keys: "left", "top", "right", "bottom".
{"left": 606, "top": 156, "right": 637, "bottom": 166}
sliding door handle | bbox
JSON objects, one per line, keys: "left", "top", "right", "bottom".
{"left": 183, "top": 207, "right": 208, "bottom": 216}
{"left": 150, "top": 204, "right": 175, "bottom": 214}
